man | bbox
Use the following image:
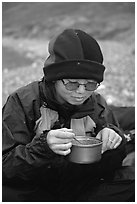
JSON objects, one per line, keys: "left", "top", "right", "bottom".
{"left": 2, "top": 28, "right": 134, "bottom": 201}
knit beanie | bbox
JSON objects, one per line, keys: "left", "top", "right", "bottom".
{"left": 43, "top": 29, "right": 105, "bottom": 83}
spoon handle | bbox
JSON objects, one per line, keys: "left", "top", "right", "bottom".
{"left": 73, "top": 136, "right": 83, "bottom": 144}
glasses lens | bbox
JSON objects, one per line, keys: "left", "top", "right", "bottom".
{"left": 65, "top": 82, "right": 79, "bottom": 91}
{"left": 85, "top": 82, "right": 98, "bottom": 91}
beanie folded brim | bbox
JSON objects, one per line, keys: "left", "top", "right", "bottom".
{"left": 43, "top": 60, "right": 105, "bottom": 83}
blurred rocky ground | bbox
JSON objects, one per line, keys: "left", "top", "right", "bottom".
{"left": 2, "top": 2, "right": 135, "bottom": 106}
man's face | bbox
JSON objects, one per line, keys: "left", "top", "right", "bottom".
{"left": 55, "top": 79, "right": 96, "bottom": 105}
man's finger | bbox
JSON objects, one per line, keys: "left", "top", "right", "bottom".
{"left": 96, "top": 131, "right": 102, "bottom": 140}
{"left": 60, "top": 128, "right": 73, "bottom": 132}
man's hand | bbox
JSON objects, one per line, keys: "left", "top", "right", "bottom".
{"left": 96, "top": 127, "right": 122, "bottom": 153}
{"left": 47, "top": 128, "right": 75, "bottom": 156}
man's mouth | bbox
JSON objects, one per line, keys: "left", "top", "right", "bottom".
{"left": 72, "top": 96, "right": 85, "bottom": 101}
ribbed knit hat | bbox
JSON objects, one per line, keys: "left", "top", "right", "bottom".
{"left": 43, "top": 29, "right": 105, "bottom": 83}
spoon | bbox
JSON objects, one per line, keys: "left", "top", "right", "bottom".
{"left": 73, "top": 136, "right": 83, "bottom": 144}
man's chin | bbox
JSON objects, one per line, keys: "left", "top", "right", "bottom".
{"left": 69, "top": 100, "right": 85, "bottom": 105}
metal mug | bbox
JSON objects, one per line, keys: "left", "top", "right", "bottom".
{"left": 69, "top": 136, "right": 103, "bottom": 164}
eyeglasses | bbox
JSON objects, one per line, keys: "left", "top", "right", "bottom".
{"left": 61, "top": 80, "right": 100, "bottom": 91}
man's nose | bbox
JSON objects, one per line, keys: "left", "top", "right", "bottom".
{"left": 76, "top": 85, "right": 86, "bottom": 93}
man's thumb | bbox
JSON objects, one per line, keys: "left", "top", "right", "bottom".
{"left": 96, "top": 131, "right": 102, "bottom": 140}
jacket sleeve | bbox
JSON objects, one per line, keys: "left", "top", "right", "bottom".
{"left": 94, "top": 94, "right": 127, "bottom": 179}
{"left": 2, "top": 93, "right": 63, "bottom": 183}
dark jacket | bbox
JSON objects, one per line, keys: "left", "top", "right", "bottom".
{"left": 2, "top": 80, "right": 127, "bottom": 189}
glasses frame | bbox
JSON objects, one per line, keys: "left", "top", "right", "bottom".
{"left": 61, "top": 79, "right": 100, "bottom": 91}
